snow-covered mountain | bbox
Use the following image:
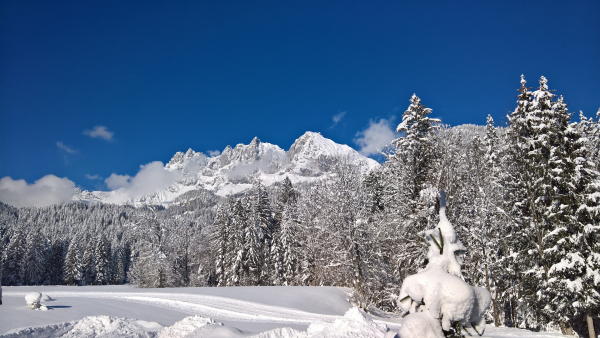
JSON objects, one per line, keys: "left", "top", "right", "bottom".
{"left": 75, "top": 132, "right": 380, "bottom": 206}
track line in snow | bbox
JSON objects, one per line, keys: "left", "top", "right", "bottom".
{"left": 3, "top": 291, "right": 339, "bottom": 325}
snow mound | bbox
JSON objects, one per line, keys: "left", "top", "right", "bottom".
{"left": 25, "top": 292, "right": 42, "bottom": 310}
{"left": 397, "top": 312, "right": 443, "bottom": 338}
{"left": 25, "top": 292, "right": 42, "bottom": 304}
{"left": 1, "top": 308, "right": 397, "bottom": 338}
{"left": 3, "top": 316, "right": 163, "bottom": 338}
{"left": 157, "top": 315, "right": 218, "bottom": 337}
{"left": 305, "top": 307, "right": 394, "bottom": 338}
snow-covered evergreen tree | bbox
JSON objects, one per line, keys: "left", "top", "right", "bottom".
{"left": 539, "top": 110, "right": 600, "bottom": 336}
{"left": 210, "top": 205, "right": 229, "bottom": 286}
{"left": 81, "top": 238, "right": 96, "bottom": 285}
{"left": 398, "top": 191, "right": 491, "bottom": 338}
{"left": 45, "top": 239, "right": 65, "bottom": 285}
{"left": 227, "top": 198, "right": 246, "bottom": 286}
{"left": 94, "top": 236, "right": 111, "bottom": 285}
{"left": 2, "top": 227, "right": 25, "bottom": 285}
{"left": 64, "top": 238, "right": 81, "bottom": 285}
{"left": 24, "top": 230, "right": 46, "bottom": 285}
{"left": 387, "top": 94, "right": 441, "bottom": 282}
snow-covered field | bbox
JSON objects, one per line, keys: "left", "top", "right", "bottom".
{"left": 0, "top": 286, "right": 568, "bottom": 337}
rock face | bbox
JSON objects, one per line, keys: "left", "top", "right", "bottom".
{"left": 75, "top": 132, "right": 380, "bottom": 206}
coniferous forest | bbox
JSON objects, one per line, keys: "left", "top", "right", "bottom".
{"left": 1, "top": 76, "right": 598, "bottom": 336}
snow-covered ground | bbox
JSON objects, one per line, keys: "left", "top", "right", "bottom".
{"left": 0, "top": 286, "right": 568, "bottom": 337}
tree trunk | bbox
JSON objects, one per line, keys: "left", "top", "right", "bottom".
{"left": 484, "top": 262, "right": 500, "bottom": 326}
{"left": 560, "top": 322, "right": 574, "bottom": 336}
{"left": 587, "top": 309, "right": 596, "bottom": 338}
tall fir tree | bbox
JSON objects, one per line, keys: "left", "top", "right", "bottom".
{"left": 64, "top": 238, "right": 81, "bottom": 285}
{"left": 24, "top": 230, "right": 46, "bottom": 285}
{"left": 2, "top": 227, "right": 25, "bottom": 285}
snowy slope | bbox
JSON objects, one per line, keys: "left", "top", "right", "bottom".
{"left": 74, "top": 132, "right": 380, "bottom": 206}
{"left": 0, "top": 286, "right": 569, "bottom": 338}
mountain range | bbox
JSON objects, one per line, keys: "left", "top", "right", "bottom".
{"left": 75, "top": 131, "right": 380, "bottom": 206}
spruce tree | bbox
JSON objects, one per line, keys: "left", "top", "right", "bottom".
{"left": 227, "top": 198, "right": 246, "bottom": 286}
{"left": 45, "top": 239, "right": 65, "bottom": 285}
{"left": 2, "top": 227, "right": 25, "bottom": 285}
{"left": 388, "top": 94, "right": 441, "bottom": 282}
{"left": 81, "top": 238, "right": 96, "bottom": 285}
{"left": 64, "top": 239, "right": 81, "bottom": 285}
{"left": 540, "top": 110, "right": 600, "bottom": 336}
{"left": 210, "top": 205, "right": 229, "bottom": 286}
{"left": 24, "top": 230, "right": 45, "bottom": 285}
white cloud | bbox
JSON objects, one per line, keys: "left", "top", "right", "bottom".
{"left": 57, "top": 141, "right": 77, "bottom": 154}
{"left": 331, "top": 111, "right": 346, "bottom": 128}
{"left": 104, "top": 161, "right": 182, "bottom": 203}
{"left": 354, "top": 118, "right": 399, "bottom": 157}
{"left": 85, "top": 174, "right": 102, "bottom": 180}
{"left": 0, "top": 175, "right": 76, "bottom": 208}
{"left": 83, "top": 126, "right": 114, "bottom": 141}
{"left": 208, "top": 150, "right": 221, "bottom": 157}
{"left": 105, "top": 173, "right": 131, "bottom": 190}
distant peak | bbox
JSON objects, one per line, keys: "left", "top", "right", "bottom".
{"left": 250, "top": 136, "right": 261, "bottom": 145}
{"left": 185, "top": 148, "right": 196, "bottom": 157}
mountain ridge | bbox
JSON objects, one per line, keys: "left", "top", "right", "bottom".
{"left": 75, "top": 131, "right": 380, "bottom": 206}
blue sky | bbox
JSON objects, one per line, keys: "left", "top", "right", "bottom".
{"left": 1, "top": 0, "right": 599, "bottom": 194}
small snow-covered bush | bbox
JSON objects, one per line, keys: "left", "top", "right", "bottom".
{"left": 25, "top": 292, "right": 42, "bottom": 310}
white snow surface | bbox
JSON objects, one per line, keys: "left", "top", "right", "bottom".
{"left": 74, "top": 132, "right": 380, "bottom": 206}
{"left": 0, "top": 286, "right": 569, "bottom": 338}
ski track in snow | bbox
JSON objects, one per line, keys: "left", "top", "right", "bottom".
{"left": 3, "top": 291, "right": 339, "bottom": 325}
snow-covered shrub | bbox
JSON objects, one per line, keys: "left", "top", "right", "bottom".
{"left": 25, "top": 292, "right": 42, "bottom": 309}
{"left": 397, "top": 191, "right": 491, "bottom": 338}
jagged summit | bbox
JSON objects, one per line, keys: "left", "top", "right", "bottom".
{"left": 76, "top": 131, "right": 379, "bottom": 206}
{"left": 288, "top": 131, "right": 378, "bottom": 175}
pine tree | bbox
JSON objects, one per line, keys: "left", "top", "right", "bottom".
{"left": 246, "top": 194, "right": 264, "bottom": 285}
{"left": 504, "top": 75, "right": 548, "bottom": 329}
{"left": 540, "top": 109, "right": 600, "bottom": 336}
{"left": 280, "top": 201, "right": 299, "bottom": 285}
{"left": 251, "top": 179, "right": 273, "bottom": 285}
{"left": 271, "top": 176, "right": 298, "bottom": 285}
{"left": 227, "top": 198, "right": 247, "bottom": 286}
{"left": 111, "top": 245, "right": 126, "bottom": 285}
{"left": 2, "top": 227, "right": 25, "bottom": 285}
{"left": 24, "top": 230, "right": 45, "bottom": 285}
{"left": 45, "top": 239, "right": 65, "bottom": 285}
{"left": 64, "top": 239, "right": 81, "bottom": 285}
{"left": 387, "top": 94, "right": 441, "bottom": 282}
{"left": 94, "top": 236, "right": 111, "bottom": 285}
{"left": 81, "top": 238, "right": 96, "bottom": 285}
{"left": 210, "top": 205, "right": 229, "bottom": 286}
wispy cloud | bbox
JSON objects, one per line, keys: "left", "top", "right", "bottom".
{"left": 85, "top": 174, "right": 102, "bottom": 180}
{"left": 330, "top": 111, "right": 346, "bottom": 128}
{"left": 207, "top": 150, "right": 221, "bottom": 157}
{"left": 104, "top": 161, "right": 182, "bottom": 203}
{"left": 83, "top": 125, "right": 114, "bottom": 141}
{"left": 0, "top": 175, "right": 77, "bottom": 208}
{"left": 354, "top": 118, "right": 399, "bottom": 157}
{"left": 56, "top": 141, "right": 77, "bottom": 154}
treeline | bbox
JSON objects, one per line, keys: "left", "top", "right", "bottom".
{"left": 0, "top": 190, "right": 218, "bottom": 288}
{"left": 0, "top": 75, "right": 598, "bottom": 336}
